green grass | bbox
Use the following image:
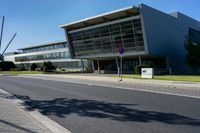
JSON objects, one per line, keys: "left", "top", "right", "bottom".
{"left": 0, "top": 71, "right": 44, "bottom": 74}
{"left": 1, "top": 70, "right": 200, "bottom": 82}
{"left": 113, "top": 74, "right": 200, "bottom": 82}
{"left": 0, "top": 70, "right": 81, "bottom": 75}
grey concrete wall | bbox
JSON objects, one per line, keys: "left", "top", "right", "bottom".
{"left": 140, "top": 4, "right": 200, "bottom": 73}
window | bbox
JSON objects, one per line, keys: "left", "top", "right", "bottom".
{"left": 22, "top": 43, "right": 67, "bottom": 53}
{"left": 15, "top": 52, "right": 69, "bottom": 62}
{"left": 69, "top": 18, "right": 145, "bottom": 56}
{"left": 189, "top": 28, "right": 200, "bottom": 45}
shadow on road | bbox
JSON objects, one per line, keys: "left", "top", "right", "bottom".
{"left": 1, "top": 92, "right": 200, "bottom": 126}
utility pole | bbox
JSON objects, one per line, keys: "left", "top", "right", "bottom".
{"left": 0, "top": 16, "right": 17, "bottom": 62}
{"left": 120, "top": 55, "right": 123, "bottom": 81}
{"left": 0, "top": 16, "right": 4, "bottom": 49}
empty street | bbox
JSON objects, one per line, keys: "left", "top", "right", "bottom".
{"left": 0, "top": 75, "right": 200, "bottom": 133}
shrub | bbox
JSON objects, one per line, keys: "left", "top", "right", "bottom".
{"left": 61, "top": 69, "right": 66, "bottom": 71}
{"left": 17, "top": 67, "right": 26, "bottom": 71}
{"left": 42, "top": 61, "right": 55, "bottom": 72}
{"left": 35, "top": 68, "right": 41, "bottom": 71}
{"left": 135, "top": 64, "right": 152, "bottom": 74}
{"left": 30, "top": 63, "right": 38, "bottom": 71}
{"left": 85, "top": 61, "right": 93, "bottom": 73}
{"left": 0, "top": 61, "right": 16, "bottom": 71}
{"left": 10, "top": 68, "right": 18, "bottom": 71}
{"left": 57, "top": 66, "right": 63, "bottom": 71}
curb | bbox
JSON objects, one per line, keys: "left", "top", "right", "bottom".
{"left": 3, "top": 74, "right": 200, "bottom": 90}
{"left": 44, "top": 74, "right": 200, "bottom": 90}
{"left": 0, "top": 88, "right": 72, "bottom": 133}
{"left": 37, "top": 74, "right": 200, "bottom": 90}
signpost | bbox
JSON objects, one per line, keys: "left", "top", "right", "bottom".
{"left": 141, "top": 68, "right": 154, "bottom": 79}
{"left": 118, "top": 46, "right": 124, "bottom": 81}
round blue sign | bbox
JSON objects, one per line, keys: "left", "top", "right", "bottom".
{"left": 118, "top": 47, "right": 124, "bottom": 54}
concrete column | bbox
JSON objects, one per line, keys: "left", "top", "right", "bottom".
{"left": 139, "top": 55, "right": 142, "bottom": 65}
{"left": 64, "top": 30, "right": 73, "bottom": 58}
{"left": 92, "top": 60, "right": 95, "bottom": 72}
{"left": 81, "top": 59, "right": 85, "bottom": 72}
{"left": 97, "top": 59, "right": 100, "bottom": 74}
{"left": 166, "top": 57, "right": 171, "bottom": 75}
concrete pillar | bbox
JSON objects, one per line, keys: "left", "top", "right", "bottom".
{"left": 139, "top": 55, "right": 142, "bottom": 65}
{"left": 97, "top": 59, "right": 100, "bottom": 74}
{"left": 166, "top": 57, "right": 171, "bottom": 75}
{"left": 92, "top": 60, "right": 95, "bottom": 72}
{"left": 81, "top": 59, "right": 85, "bottom": 72}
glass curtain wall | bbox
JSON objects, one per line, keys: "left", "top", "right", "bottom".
{"left": 69, "top": 18, "right": 144, "bottom": 57}
{"left": 15, "top": 52, "right": 68, "bottom": 62}
{"left": 22, "top": 43, "right": 67, "bottom": 53}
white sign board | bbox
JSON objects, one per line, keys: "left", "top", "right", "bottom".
{"left": 141, "top": 68, "right": 154, "bottom": 79}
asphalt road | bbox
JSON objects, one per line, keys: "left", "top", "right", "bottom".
{"left": 0, "top": 75, "right": 200, "bottom": 133}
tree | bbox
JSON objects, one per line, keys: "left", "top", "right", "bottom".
{"left": 184, "top": 36, "right": 200, "bottom": 72}
{"left": 0, "top": 61, "right": 16, "bottom": 71}
{"left": 42, "top": 61, "right": 55, "bottom": 71}
{"left": 85, "top": 61, "right": 93, "bottom": 73}
{"left": 30, "top": 63, "right": 38, "bottom": 71}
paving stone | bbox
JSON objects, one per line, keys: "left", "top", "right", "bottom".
{"left": 0, "top": 96, "right": 51, "bottom": 133}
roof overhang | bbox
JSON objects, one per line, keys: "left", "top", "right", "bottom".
{"left": 60, "top": 6, "right": 139, "bottom": 31}
{"left": 18, "top": 40, "right": 67, "bottom": 50}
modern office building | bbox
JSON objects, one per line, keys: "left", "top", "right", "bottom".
{"left": 60, "top": 4, "right": 200, "bottom": 74}
{"left": 4, "top": 41, "right": 85, "bottom": 70}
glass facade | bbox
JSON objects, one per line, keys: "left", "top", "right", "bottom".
{"left": 93, "top": 58, "right": 166, "bottom": 72}
{"left": 69, "top": 18, "right": 144, "bottom": 57}
{"left": 15, "top": 52, "right": 68, "bottom": 62}
{"left": 22, "top": 43, "right": 67, "bottom": 53}
{"left": 189, "top": 28, "right": 200, "bottom": 45}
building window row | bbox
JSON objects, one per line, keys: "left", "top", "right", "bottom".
{"left": 22, "top": 43, "right": 67, "bottom": 53}
{"left": 69, "top": 18, "right": 144, "bottom": 57}
{"left": 15, "top": 52, "right": 68, "bottom": 62}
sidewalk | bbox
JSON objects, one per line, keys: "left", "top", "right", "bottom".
{"left": 17, "top": 74, "right": 200, "bottom": 98}
{"left": 0, "top": 90, "right": 51, "bottom": 133}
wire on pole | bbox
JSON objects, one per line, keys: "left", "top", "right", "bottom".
{"left": 2, "top": 33, "right": 17, "bottom": 55}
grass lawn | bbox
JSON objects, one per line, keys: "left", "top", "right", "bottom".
{"left": 1, "top": 70, "right": 200, "bottom": 82}
{"left": 113, "top": 74, "right": 200, "bottom": 82}
{"left": 0, "top": 71, "right": 44, "bottom": 74}
{"left": 0, "top": 70, "right": 81, "bottom": 75}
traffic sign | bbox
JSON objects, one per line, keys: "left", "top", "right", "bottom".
{"left": 118, "top": 47, "right": 124, "bottom": 55}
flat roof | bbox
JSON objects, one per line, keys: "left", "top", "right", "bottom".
{"left": 4, "top": 52, "right": 21, "bottom": 56}
{"left": 60, "top": 6, "right": 139, "bottom": 31}
{"left": 19, "top": 40, "right": 67, "bottom": 50}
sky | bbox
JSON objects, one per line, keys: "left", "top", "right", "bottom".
{"left": 0, "top": 0, "right": 200, "bottom": 53}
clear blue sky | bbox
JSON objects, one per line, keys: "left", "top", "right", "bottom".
{"left": 0, "top": 0, "right": 200, "bottom": 52}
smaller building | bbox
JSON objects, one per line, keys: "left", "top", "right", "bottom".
{"left": 4, "top": 41, "right": 86, "bottom": 70}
